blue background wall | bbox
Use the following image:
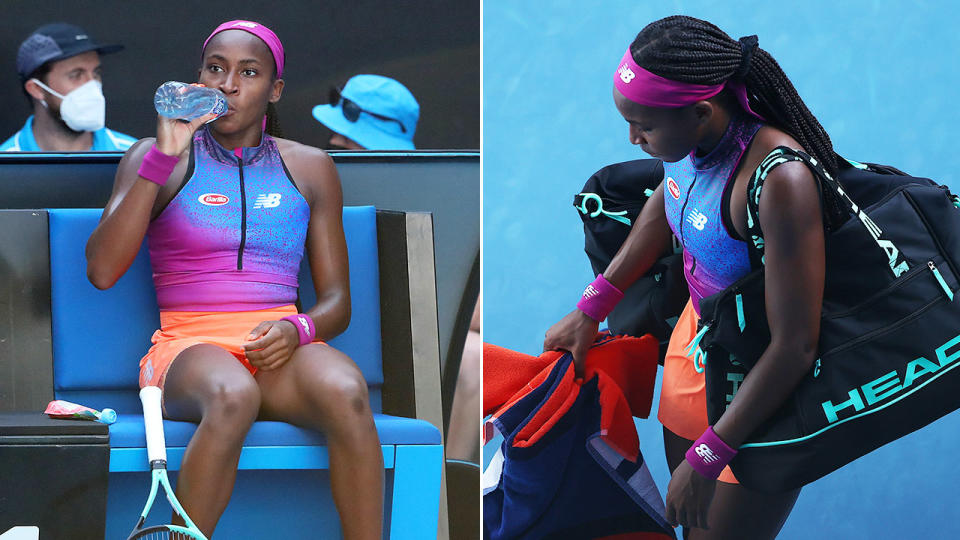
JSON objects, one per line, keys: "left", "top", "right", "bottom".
{"left": 483, "top": 1, "right": 960, "bottom": 538}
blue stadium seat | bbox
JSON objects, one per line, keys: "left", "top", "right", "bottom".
{"left": 47, "top": 207, "right": 442, "bottom": 539}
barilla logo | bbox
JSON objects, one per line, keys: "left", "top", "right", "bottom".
{"left": 198, "top": 193, "right": 229, "bottom": 206}
{"left": 617, "top": 64, "right": 636, "bottom": 84}
{"left": 694, "top": 444, "right": 719, "bottom": 463}
{"left": 667, "top": 177, "right": 681, "bottom": 200}
{"left": 821, "top": 333, "right": 960, "bottom": 424}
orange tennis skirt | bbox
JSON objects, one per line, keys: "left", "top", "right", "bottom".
{"left": 139, "top": 304, "right": 302, "bottom": 389}
{"left": 658, "top": 299, "right": 739, "bottom": 484}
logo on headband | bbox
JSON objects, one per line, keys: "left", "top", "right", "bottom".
{"left": 232, "top": 21, "right": 259, "bottom": 29}
{"left": 618, "top": 64, "right": 636, "bottom": 84}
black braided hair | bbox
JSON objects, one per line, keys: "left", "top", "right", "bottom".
{"left": 265, "top": 101, "right": 284, "bottom": 138}
{"left": 630, "top": 16, "right": 845, "bottom": 226}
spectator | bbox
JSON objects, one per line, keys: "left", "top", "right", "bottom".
{"left": 1, "top": 22, "right": 136, "bottom": 152}
{"left": 312, "top": 74, "right": 418, "bottom": 150}
{"left": 446, "top": 293, "right": 481, "bottom": 461}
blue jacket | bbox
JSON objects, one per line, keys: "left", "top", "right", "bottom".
{"left": 0, "top": 116, "right": 136, "bottom": 152}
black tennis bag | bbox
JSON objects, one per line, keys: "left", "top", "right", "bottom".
{"left": 698, "top": 146, "right": 960, "bottom": 493}
{"left": 574, "top": 159, "right": 688, "bottom": 356}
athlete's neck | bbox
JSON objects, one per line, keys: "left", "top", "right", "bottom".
{"left": 209, "top": 125, "right": 264, "bottom": 153}
{"left": 694, "top": 106, "right": 732, "bottom": 158}
{"left": 31, "top": 105, "right": 93, "bottom": 152}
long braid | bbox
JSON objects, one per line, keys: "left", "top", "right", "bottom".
{"left": 630, "top": 16, "right": 844, "bottom": 225}
{"left": 265, "top": 101, "right": 284, "bottom": 138}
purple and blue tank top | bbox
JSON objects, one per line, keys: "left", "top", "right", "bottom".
{"left": 147, "top": 127, "right": 310, "bottom": 311}
{"left": 663, "top": 114, "right": 764, "bottom": 315}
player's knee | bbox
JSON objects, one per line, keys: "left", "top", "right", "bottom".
{"left": 319, "top": 368, "right": 370, "bottom": 417}
{"left": 205, "top": 377, "right": 261, "bottom": 425}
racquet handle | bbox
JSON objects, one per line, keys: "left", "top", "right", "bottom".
{"left": 139, "top": 386, "right": 167, "bottom": 463}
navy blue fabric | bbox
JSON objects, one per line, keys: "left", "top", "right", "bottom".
{"left": 48, "top": 207, "right": 383, "bottom": 412}
{"left": 484, "top": 354, "right": 674, "bottom": 540}
{"left": 109, "top": 412, "right": 440, "bottom": 447}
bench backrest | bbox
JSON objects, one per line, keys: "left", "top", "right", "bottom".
{"left": 48, "top": 207, "right": 383, "bottom": 413}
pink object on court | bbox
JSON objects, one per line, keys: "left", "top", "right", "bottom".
{"left": 137, "top": 144, "right": 180, "bottom": 186}
{"left": 685, "top": 426, "right": 738, "bottom": 479}
{"left": 282, "top": 313, "right": 316, "bottom": 346}
{"left": 203, "top": 20, "right": 285, "bottom": 78}
{"left": 576, "top": 274, "right": 624, "bottom": 323}
{"left": 613, "top": 48, "right": 764, "bottom": 120}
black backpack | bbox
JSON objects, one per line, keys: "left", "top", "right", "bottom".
{"left": 574, "top": 159, "right": 688, "bottom": 359}
{"left": 698, "top": 147, "right": 960, "bottom": 492}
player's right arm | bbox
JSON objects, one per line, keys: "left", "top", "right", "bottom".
{"left": 85, "top": 113, "right": 215, "bottom": 289}
{"left": 543, "top": 182, "right": 673, "bottom": 375}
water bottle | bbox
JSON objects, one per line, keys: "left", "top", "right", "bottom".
{"left": 153, "top": 81, "right": 228, "bottom": 121}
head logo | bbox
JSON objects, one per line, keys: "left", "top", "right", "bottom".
{"left": 198, "top": 193, "right": 230, "bottom": 206}
{"left": 667, "top": 177, "right": 681, "bottom": 200}
{"left": 618, "top": 64, "right": 636, "bottom": 84}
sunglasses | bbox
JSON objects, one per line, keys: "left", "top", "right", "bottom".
{"left": 329, "top": 87, "right": 407, "bottom": 133}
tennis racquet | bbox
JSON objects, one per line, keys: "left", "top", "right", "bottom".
{"left": 127, "top": 386, "right": 207, "bottom": 540}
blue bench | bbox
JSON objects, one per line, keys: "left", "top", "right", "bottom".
{"left": 47, "top": 207, "right": 443, "bottom": 539}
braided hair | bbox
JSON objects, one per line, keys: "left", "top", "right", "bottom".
{"left": 630, "top": 15, "right": 844, "bottom": 225}
{"left": 265, "top": 101, "right": 284, "bottom": 138}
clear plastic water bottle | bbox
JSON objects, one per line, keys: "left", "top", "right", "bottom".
{"left": 153, "top": 81, "right": 228, "bottom": 121}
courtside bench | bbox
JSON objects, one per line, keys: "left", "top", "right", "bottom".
{"left": 45, "top": 206, "right": 443, "bottom": 539}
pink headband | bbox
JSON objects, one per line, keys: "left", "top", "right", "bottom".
{"left": 203, "top": 20, "right": 284, "bottom": 78}
{"left": 613, "top": 48, "right": 763, "bottom": 120}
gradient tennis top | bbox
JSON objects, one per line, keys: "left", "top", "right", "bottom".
{"left": 663, "top": 114, "right": 763, "bottom": 315}
{"left": 147, "top": 127, "right": 310, "bottom": 311}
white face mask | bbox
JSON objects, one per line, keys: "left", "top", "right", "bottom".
{"left": 31, "top": 78, "right": 106, "bottom": 132}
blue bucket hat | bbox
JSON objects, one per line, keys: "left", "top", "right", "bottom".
{"left": 312, "top": 75, "right": 419, "bottom": 150}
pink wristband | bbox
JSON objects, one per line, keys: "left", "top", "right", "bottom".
{"left": 137, "top": 144, "right": 180, "bottom": 186}
{"left": 685, "top": 426, "right": 738, "bottom": 479}
{"left": 281, "top": 313, "right": 316, "bottom": 346}
{"left": 576, "top": 274, "right": 624, "bottom": 322}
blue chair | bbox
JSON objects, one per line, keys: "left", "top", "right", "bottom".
{"left": 47, "top": 207, "right": 442, "bottom": 539}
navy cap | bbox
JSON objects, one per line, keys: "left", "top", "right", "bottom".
{"left": 16, "top": 23, "right": 123, "bottom": 78}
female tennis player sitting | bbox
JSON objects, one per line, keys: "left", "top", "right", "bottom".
{"left": 86, "top": 20, "right": 382, "bottom": 539}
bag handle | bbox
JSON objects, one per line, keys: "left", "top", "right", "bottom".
{"left": 744, "top": 146, "right": 909, "bottom": 278}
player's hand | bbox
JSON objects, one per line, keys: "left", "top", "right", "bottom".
{"left": 543, "top": 309, "right": 599, "bottom": 378}
{"left": 665, "top": 459, "right": 717, "bottom": 531}
{"left": 243, "top": 320, "right": 301, "bottom": 371}
{"left": 154, "top": 111, "right": 218, "bottom": 157}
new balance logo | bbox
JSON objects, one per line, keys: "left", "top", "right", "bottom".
{"left": 254, "top": 193, "right": 282, "bottom": 209}
{"left": 686, "top": 209, "right": 708, "bottom": 231}
{"left": 582, "top": 284, "right": 600, "bottom": 299}
{"left": 618, "top": 64, "right": 636, "bottom": 84}
{"left": 297, "top": 316, "right": 310, "bottom": 334}
{"left": 694, "top": 444, "right": 719, "bottom": 463}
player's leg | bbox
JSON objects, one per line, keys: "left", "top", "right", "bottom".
{"left": 162, "top": 343, "right": 261, "bottom": 536}
{"left": 256, "top": 343, "right": 382, "bottom": 540}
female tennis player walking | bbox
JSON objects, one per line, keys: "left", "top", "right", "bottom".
{"left": 545, "top": 15, "right": 845, "bottom": 539}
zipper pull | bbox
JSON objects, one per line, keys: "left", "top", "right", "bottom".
{"left": 929, "top": 261, "right": 954, "bottom": 301}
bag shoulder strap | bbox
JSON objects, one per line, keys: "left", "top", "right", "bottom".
{"left": 745, "top": 146, "right": 910, "bottom": 278}
{"left": 744, "top": 147, "right": 830, "bottom": 267}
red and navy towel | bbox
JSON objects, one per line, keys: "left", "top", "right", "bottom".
{"left": 483, "top": 332, "right": 675, "bottom": 540}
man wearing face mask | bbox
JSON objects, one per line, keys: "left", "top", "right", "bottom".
{"left": 1, "top": 23, "right": 136, "bottom": 152}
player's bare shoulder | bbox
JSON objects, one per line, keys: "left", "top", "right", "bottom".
{"left": 273, "top": 137, "right": 340, "bottom": 204}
